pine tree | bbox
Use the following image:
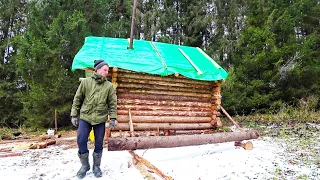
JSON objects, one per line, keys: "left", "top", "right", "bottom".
{"left": 0, "top": 0, "right": 27, "bottom": 127}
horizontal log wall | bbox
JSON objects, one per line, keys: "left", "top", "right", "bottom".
{"left": 111, "top": 69, "right": 221, "bottom": 132}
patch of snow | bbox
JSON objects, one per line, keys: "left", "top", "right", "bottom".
{"left": 0, "top": 137, "right": 319, "bottom": 180}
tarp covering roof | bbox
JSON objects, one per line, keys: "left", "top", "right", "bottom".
{"left": 72, "top": 36, "right": 228, "bottom": 81}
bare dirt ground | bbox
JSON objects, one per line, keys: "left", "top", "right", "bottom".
{"left": 0, "top": 123, "right": 319, "bottom": 180}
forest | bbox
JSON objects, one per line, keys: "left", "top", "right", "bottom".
{"left": 1, "top": 0, "right": 319, "bottom": 128}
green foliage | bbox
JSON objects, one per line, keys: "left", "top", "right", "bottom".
{"left": 16, "top": 1, "right": 89, "bottom": 127}
{"left": 1, "top": 0, "right": 320, "bottom": 128}
{"left": 234, "top": 95, "right": 320, "bottom": 124}
{"left": 0, "top": 0, "right": 27, "bottom": 127}
{"left": 222, "top": 0, "right": 320, "bottom": 115}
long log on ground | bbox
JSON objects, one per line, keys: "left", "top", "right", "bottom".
{"left": 117, "top": 88, "right": 212, "bottom": 98}
{"left": 117, "top": 104, "right": 212, "bottom": 112}
{"left": 0, "top": 147, "right": 13, "bottom": 152}
{"left": 129, "top": 150, "right": 173, "bottom": 180}
{"left": 108, "top": 130, "right": 259, "bottom": 151}
{"left": 29, "top": 140, "right": 56, "bottom": 149}
{"left": 111, "top": 131, "right": 160, "bottom": 138}
{"left": 175, "top": 129, "right": 216, "bottom": 135}
{"left": 118, "top": 82, "right": 210, "bottom": 94}
{"left": 117, "top": 110, "right": 212, "bottom": 117}
{"left": 118, "top": 99, "right": 212, "bottom": 108}
{"left": 118, "top": 93, "right": 210, "bottom": 102}
{"left": 111, "top": 130, "right": 203, "bottom": 138}
{"left": 110, "top": 123, "right": 213, "bottom": 130}
{"left": 0, "top": 152, "right": 23, "bottom": 158}
{"left": 0, "top": 139, "right": 34, "bottom": 144}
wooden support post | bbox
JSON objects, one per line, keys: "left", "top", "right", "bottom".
{"left": 129, "top": 150, "right": 173, "bottom": 180}
{"left": 129, "top": 109, "right": 134, "bottom": 137}
{"left": 54, "top": 109, "right": 58, "bottom": 132}
{"left": 220, "top": 105, "right": 243, "bottom": 131}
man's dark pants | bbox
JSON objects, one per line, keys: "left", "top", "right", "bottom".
{"left": 77, "top": 119, "right": 106, "bottom": 154}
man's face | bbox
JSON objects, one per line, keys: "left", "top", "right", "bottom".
{"left": 96, "top": 65, "right": 109, "bottom": 77}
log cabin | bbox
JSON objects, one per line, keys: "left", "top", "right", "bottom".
{"left": 72, "top": 36, "right": 229, "bottom": 138}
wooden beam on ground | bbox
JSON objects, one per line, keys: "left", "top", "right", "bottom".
{"left": 29, "top": 140, "right": 56, "bottom": 149}
{"left": 0, "top": 147, "right": 12, "bottom": 152}
{"left": 0, "top": 152, "right": 23, "bottom": 158}
{"left": 129, "top": 150, "right": 173, "bottom": 180}
{"left": 108, "top": 130, "right": 259, "bottom": 151}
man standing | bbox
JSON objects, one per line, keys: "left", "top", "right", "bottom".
{"left": 71, "top": 60, "right": 117, "bottom": 178}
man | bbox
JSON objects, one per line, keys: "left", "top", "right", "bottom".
{"left": 70, "top": 59, "right": 117, "bottom": 179}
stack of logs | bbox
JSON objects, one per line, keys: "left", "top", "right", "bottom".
{"left": 108, "top": 68, "right": 222, "bottom": 133}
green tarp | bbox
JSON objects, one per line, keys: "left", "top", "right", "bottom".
{"left": 72, "top": 36, "right": 228, "bottom": 81}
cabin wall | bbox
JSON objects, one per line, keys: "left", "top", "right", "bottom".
{"left": 110, "top": 68, "right": 222, "bottom": 132}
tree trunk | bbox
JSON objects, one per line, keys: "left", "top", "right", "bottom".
{"left": 108, "top": 130, "right": 259, "bottom": 151}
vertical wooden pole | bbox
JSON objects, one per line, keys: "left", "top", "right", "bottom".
{"left": 129, "top": 0, "right": 138, "bottom": 49}
{"left": 129, "top": 109, "right": 134, "bottom": 137}
{"left": 54, "top": 109, "right": 58, "bottom": 131}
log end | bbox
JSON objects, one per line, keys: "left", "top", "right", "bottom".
{"left": 210, "top": 119, "right": 222, "bottom": 127}
{"left": 234, "top": 141, "right": 253, "bottom": 150}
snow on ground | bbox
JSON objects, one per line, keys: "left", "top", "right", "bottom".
{"left": 0, "top": 135, "right": 319, "bottom": 180}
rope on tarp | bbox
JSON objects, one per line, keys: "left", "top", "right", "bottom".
{"left": 150, "top": 41, "right": 168, "bottom": 71}
{"left": 197, "top": 47, "right": 221, "bottom": 69}
{"left": 178, "top": 48, "right": 203, "bottom": 75}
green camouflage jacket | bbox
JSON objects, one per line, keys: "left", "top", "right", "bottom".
{"left": 71, "top": 73, "right": 117, "bottom": 125}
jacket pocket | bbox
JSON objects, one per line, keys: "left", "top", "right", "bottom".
{"left": 96, "top": 104, "right": 108, "bottom": 115}
{"left": 80, "top": 103, "right": 91, "bottom": 114}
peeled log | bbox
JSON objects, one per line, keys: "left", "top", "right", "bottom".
{"left": 117, "top": 115, "right": 212, "bottom": 123}
{"left": 117, "top": 110, "right": 212, "bottom": 117}
{"left": 118, "top": 70, "right": 212, "bottom": 86}
{"left": 110, "top": 123, "right": 213, "bottom": 130}
{"left": 110, "top": 131, "right": 160, "bottom": 138}
{"left": 118, "top": 94, "right": 210, "bottom": 103}
{"left": 117, "top": 77, "right": 211, "bottom": 90}
{"left": 117, "top": 88, "right": 211, "bottom": 98}
{"left": 108, "top": 130, "right": 260, "bottom": 151}
{"left": 118, "top": 99, "right": 212, "bottom": 108}
{"left": 118, "top": 82, "right": 209, "bottom": 94}
{"left": 117, "top": 104, "right": 211, "bottom": 112}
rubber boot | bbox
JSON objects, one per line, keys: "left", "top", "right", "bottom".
{"left": 77, "top": 152, "right": 90, "bottom": 179}
{"left": 92, "top": 152, "right": 103, "bottom": 178}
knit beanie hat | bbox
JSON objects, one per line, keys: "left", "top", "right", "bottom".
{"left": 94, "top": 60, "right": 109, "bottom": 71}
